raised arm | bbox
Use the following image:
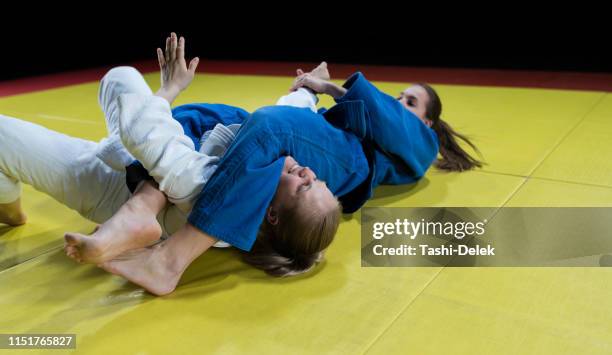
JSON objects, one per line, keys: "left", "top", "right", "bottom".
{"left": 155, "top": 32, "right": 200, "bottom": 105}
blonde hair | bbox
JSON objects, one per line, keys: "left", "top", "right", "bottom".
{"left": 242, "top": 198, "right": 342, "bottom": 277}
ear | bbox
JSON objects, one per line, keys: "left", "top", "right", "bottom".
{"left": 266, "top": 206, "right": 279, "bottom": 225}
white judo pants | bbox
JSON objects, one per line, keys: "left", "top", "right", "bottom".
{"left": 0, "top": 67, "right": 151, "bottom": 225}
{"left": 0, "top": 115, "right": 131, "bottom": 224}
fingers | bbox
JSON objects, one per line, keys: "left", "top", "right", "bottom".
{"left": 300, "top": 75, "right": 313, "bottom": 87}
{"left": 291, "top": 74, "right": 320, "bottom": 92}
{"left": 188, "top": 57, "right": 200, "bottom": 74}
{"left": 289, "top": 81, "right": 300, "bottom": 92}
{"left": 163, "top": 33, "right": 183, "bottom": 64}
{"left": 290, "top": 76, "right": 306, "bottom": 91}
{"left": 165, "top": 36, "right": 170, "bottom": 64}
{"left": 156, "top": 48, "right": 165, "bottom": 69}
{"left": 296, "top": 69, "right": 304, "bottom": 76}
{"left": 169, "top": 32, "right": 177, "bottom": 62}
{"left": 177, "top": 36, "right": 185, "bottom": 63}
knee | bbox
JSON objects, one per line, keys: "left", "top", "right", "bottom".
{"left": 102, "top": 66, "right": 142, "bottom": 84}
{"left": 98, "top": 67, "right": 150, "bottom": 108}
{"left": 100, "top": 66, "right": 141, "bottom": 91}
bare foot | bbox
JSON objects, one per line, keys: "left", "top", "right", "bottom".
{"left": 310, "top": 61, "right": 330, "bottom": 81}
{"left": 99, "top": 243, "right": 181, "bottom": 296}
{"left": 0, "top": 199, "right": 27, "bottom": 226}
{"left": 64, "top": 200, "right": 162, "bottom": 264}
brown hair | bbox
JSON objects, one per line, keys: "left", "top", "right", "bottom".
{"left": 242, "top": 200, "right": 342, "bottom": 277}
{"left": 418, "top": 83, "right": 483, "bottom": 172}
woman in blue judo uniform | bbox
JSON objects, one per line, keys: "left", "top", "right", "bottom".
{"left": 61, "top": 33, "right": 482, "bottom": 295}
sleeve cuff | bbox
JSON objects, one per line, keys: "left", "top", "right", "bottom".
{"left": 335, "top": 72, "right": 365, "bottom": 103}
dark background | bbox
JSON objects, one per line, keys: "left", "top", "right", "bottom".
{"left": 1, "top": 22, "right": 609, "bottom": 81}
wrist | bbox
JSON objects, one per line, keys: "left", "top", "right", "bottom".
{"left": 302, "top": 87, "right": 317, "bottom": 96}
{"left": 161, "top": 84, "right": 182, "bottom": 95}
{"left": 326, "top": 82, "right": 347, "bottom": 99}
{"left": 322, "top": 81, "right": 335, "bottom": 96}
{"left": 155, "top": 86, "right": 181, "bottom": 104}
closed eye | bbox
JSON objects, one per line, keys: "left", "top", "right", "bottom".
{"left": 407, "top": 96, "right": 417, "bottom": 107}
{"left": 398, "top": 94, "right": 417, "bottom": 107}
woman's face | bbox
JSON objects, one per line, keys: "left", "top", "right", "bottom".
{"left": 397, "top": 85, "right": 432, "bottom": 127}
{"left": 269, "top": 156, "right": 336, "bottom": 221}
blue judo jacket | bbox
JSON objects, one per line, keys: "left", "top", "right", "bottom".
{"left": 170, "top": 72, "right": 439, "bottom": 251}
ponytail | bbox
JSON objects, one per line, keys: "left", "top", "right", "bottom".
{"left": 418, "top": 83, "right": 483, "bottom": 172}
{"left": 432, "top": 118, "right": 483, "bottom": 171}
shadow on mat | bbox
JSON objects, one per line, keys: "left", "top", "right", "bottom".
{"left": 0, "top": 224, "right": 14, "bottom": 237}
{"left": 0, "top": 225, "right": 89, "bottom": 271}
{"left": 41, "top": 243, "right": 348, "bottom": 303}
{"left": 369, "top": 178, "right": 431, "bottom": 204}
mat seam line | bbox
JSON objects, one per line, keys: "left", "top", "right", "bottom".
{"left": 498, "top": 92, "right": 608, "bottom": 208}
{"left": 476, "top": 169, "right": 612, "bottom": 190}
{"left": 361, "top": 267, "right": 446, "bottom": 355}
{"left": 0, "top": 245, "right": 62, "bottom": 275}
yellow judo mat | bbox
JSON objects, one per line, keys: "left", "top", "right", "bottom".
{"left": 1, "top": 73, "right": 611, "bottom": 354}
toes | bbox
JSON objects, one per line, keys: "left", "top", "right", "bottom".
{"left": 63, "top": 243, "right": 83, "bottom": 263}
{"left": 63, "top": 243, "right": 72, "bottom": 255}
{"left": 64, "top": 233, "right": 82, "bottom": 246}
{"left": 65, "top": 245, "right": 76, "bottom": 256}
{"left": 66, "top": 247, "right": 78, "bottom": 258}
{"left": 66, "top": 250, "right": 82, "bottom": 263}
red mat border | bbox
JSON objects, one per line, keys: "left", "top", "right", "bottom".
{"left": 1, "top": 59, "right": 611, "bottom": 98}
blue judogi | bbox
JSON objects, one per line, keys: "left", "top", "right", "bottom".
{"left": 174, "top": 72, "right": 439, "bottom": 251}
{"left": 186, "top": 105, "right": 370, "bottom": 250}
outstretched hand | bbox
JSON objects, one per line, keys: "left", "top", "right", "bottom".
{"left": 156, "top": 32, "right": 199, "bottom": 103}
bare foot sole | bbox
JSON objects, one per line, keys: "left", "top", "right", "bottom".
{"left": 99, "top": 245, "right": 180, "bottom": 296}
{"left": 64, "top": 209, "right": 162, "bottom": 264}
